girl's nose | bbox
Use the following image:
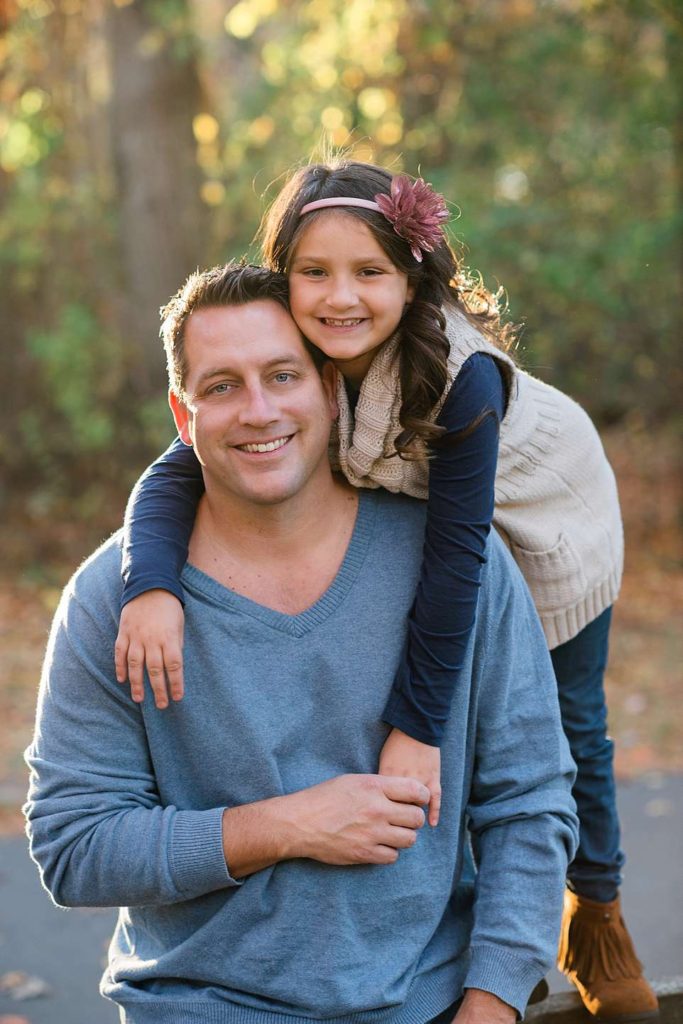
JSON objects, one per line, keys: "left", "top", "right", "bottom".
{"left": 326, "top": 275, "right": 358, "bottom": 310}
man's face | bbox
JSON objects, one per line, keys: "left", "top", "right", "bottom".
{"left": 170, "top": 300, "right": 338, "bottom": 507}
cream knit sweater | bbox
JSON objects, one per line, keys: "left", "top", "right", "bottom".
{"left": 330, "top": 307, "right": 623, "bottom": 649}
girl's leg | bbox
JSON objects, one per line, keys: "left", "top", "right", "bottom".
{"left": 551, "top": 607, "right": 658, "bottom": 1022}
{"left": 550, "top": 606, "right": 623, "bottom": 901}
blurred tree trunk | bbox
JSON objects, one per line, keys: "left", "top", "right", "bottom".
{"left": 393, "top": 4, "right": 468, "bottom": 167}
{"left": 106, "top": 0, "right": 208, "bottom": 394}
{"left": 657, "top": 3, "right": 683, "bottom": 404}
{"left": 666, "top": 21, "right": 683, "bottom": 314}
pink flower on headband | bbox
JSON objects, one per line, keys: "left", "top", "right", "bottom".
{"left": 375, "top": 176, "right": 449, "bottom": 262}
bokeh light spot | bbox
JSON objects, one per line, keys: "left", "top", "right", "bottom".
{"left": 313, "top": 65, "right": 338, "bottom": 89}
{"left": 376, "top": 117, "right": 403, "bottom": 146}
{"left": 358, "top": 88, "right": 394, "bottom": 120}
{"left": 201, "top": 181, "right": 226, "bottom": 206}
{"left": 248, "top": 116, "right": 275, "bottom": 145}
{"left": 20, "top": 89, "right": 48, "bottom": 116}
{"left": 225, "top": 4, "right": 258, "bottom": 39}
{"left": 193, "top": 113, "right": 220, "bottom": 144}
{"left": 321, "top": 107, "right": 345, "bottom": 131}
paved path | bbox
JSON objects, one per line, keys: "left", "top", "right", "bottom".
{"left": 1, "top": 774, "right": 681, "bottom": 1024}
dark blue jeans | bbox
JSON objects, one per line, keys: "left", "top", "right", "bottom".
{"left": 551, "top": 606, "right": 624, "bottom": 903}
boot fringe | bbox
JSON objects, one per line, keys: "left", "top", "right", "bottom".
{"left": 558, "top": 904, "right": 643, "bottom": 984}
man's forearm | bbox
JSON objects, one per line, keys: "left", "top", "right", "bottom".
{"left": 222, "top": 774, "right": 429, "bottom": 878}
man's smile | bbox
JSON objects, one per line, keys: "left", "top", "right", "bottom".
{"left": 234, "top": 435, "right": 293, "bottom": 454}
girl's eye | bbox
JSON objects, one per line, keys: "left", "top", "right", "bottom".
{"left": 358, "top": 268, "right": 383, "bottom": 277}
{"left": 301, "top": 268, "right": 326, "bottom": 278}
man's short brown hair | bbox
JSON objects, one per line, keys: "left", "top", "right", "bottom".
{"left": 161, "top": 262, "right": 324, "bottom": 398}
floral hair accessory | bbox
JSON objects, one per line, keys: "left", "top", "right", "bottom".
{"left": 375, "top": 175, "right": 449, "bottom": 262}
{"left": 298, "top": 175, "right": 449, "bottom": 262}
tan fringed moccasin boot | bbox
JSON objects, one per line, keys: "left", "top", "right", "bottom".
{"left": 558, "top": 890, "right": 659, "bottom": 1022}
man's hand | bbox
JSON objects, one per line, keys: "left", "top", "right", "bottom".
{"left": 285, "top": 774, "right": 430, "bottom": 864}
{"left": 222, "top": 774, "right": 430, "bottom": 878}
{"left": 452, "top": 989, "right": 517, "bottom": 1024}
{"left": 115, "top": 590, "right": 185, "bottom": 708}
{"left": 379, "top": 727, "right": 442, "bottom": 826}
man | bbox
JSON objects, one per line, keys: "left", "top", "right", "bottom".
{"left": 25, "top": 263, "right": 578, "bottom": 1024}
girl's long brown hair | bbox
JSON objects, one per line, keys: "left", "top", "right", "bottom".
{"left": 260, "top": 160, "right": 517, "bottom": 457}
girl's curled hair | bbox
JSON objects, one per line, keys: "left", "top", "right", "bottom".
{"left": 260, "top": 159, "right": 517, "bottom": 458}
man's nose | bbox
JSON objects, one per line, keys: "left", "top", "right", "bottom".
{"left": 238, "top": 384, "right": 279, "bottom": 426}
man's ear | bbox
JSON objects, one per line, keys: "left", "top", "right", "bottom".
{"left": 321, "top": 361, "right": 339, "bottom": 419}
{"left": 168, "top": 390, "right": 193, "bottom": 446}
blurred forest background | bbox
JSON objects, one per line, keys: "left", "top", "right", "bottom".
{"left": 0, "top": 0, "right": 682, "bottom": 826}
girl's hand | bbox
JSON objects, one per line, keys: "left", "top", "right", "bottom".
{"left": 114, "top": 590, "right": 185, "bottom": 709}
{"left": 378, "top": 727, "right": 442, "bottom": 827}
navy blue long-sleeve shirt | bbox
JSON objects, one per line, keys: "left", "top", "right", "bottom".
{"left": 122, "top": 352, "right": 506, "bottom": 745}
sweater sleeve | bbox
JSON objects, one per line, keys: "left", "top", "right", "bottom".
{"left": 121, "top": 436, "right": 205, "bottom": 609}
{"left": 24, "top": 560, "right": 240, "bottom": 909}
{"left": 382, "top": 353, "right": 505, "bottom": 745}
{"left": 464, "top": 536, "right": 579, "bottom": 1014}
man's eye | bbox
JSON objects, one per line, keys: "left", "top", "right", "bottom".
{"left": 208, "top": 382, "right": 233, "bottom": 395}
{"left": 273, "top": 372, "right": 294, "bottom": 383}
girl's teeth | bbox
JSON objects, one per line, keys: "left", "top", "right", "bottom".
{"left": 323, "top": 318, "right": 363, "bottom": 326}
{"left": 240, "top": 437, "right": 289, "bottom": 453}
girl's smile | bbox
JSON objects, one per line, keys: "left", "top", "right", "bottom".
{"left": 288, "top": 212, "right": 415, "bottom": 386}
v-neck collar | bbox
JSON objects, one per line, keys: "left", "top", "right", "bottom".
{"left": 181, "top": 490, "right": 376, "bottom": 637}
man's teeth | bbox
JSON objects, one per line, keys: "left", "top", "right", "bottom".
{"left": 239, "top": 437, "right": 290, "bottom": 453}
{"left": 322, "top": 318, "right": 364, "bottom": 326}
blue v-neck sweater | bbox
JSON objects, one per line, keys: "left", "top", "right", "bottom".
{"left": 25, "top": 490, "right": 577, "bottom": 1024}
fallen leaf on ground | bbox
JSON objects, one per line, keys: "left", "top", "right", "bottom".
{"left": 0, "top": 971, "right": 51, "bottom": 1000}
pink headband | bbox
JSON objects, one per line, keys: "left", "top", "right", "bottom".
{"left": 298, "top": 176, "right": 449, "bottom": 263}
{"left": 299, "top": 197, "right": 381, "bottom": 215}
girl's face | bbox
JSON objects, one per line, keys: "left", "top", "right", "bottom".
{"left": 288, "top": 212, "right": 415, "bottom": 387}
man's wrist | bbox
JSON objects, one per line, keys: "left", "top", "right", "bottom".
{"left": 455, "top": 988, "right": 517, "bottom": 1023}
{"left": 222, "top": 792, "right": 300, "bottom": 878}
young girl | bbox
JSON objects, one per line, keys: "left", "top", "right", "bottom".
{"left": 116, "top": 160, "right": 657, "bottom": 1022}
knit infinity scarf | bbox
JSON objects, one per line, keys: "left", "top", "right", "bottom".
{"left": 330, "top": 309, "right": 514, "bottom": 500}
